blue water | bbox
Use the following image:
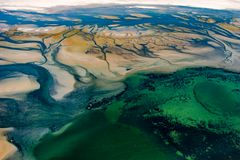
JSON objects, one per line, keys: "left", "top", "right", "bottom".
{"left": 0, "top": 5, "right": 238, "bottom": 28}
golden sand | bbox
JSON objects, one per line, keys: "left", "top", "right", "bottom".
{"left": 3, "top": 25, "right": 239, "bottom": 82}
{"left": 218, "top": 23, "right": 240, "bottom": 32}
{"left": 0, "top": 128, "right": 17, "bottom": 160}
{"left": 53, "top": 27, "right": 231, "bottom": 80}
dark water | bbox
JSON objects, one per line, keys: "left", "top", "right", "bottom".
{"left": 34, "top": 111, "right": 178, "bottom": 160}
{"left": 34, "top": 67, "right": 240, "bottom": 160}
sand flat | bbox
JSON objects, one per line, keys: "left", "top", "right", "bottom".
{"left": 0, "top": 48, "right": 44, "bottom": 64}
{"left": 98, "top": 15, "right": 120, "bottom": 20}
{"left": 0, "top": 128, "right": 17, "bottom": 160}
{"left": 129, "top": 13, "right": 152, "bottom": 18}
{"left": 0, "top": 74, "right": 40, "bottom": 99}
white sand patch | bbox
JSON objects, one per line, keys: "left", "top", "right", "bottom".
{"left": 0, "top": 74, "right": 40, "bottom": 100}
{"left": 42, "top": 63, "right": 76, "bottom": 100}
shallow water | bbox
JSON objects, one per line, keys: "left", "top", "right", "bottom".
{"left": 34, "top": 111, "right": 178, "bottom": 160}
{"left": 34, "top": 67, "right": 240, "bottom": 160}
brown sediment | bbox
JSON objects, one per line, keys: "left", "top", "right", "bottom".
{"left": 2, "top": 24, "right": 240, "bottom": 82}
{"left": 218, "top": 23, "right": 240, "bottom": 32}
{"left": 198, "top": 17, "right": 216, "bottom": 23}
{"left": 0, "top": 128, "right": 17, "bottom": 160}
{"left": 52, "top": 26, "right": 234, "bottom": 80}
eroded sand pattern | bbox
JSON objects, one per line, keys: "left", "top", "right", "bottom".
{"left": 0, "top": 4, "right": 240, "bottom": 160}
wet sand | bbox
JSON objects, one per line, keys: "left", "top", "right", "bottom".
{"left": 0, "top": 74, "right": 40, "bottom": 100}
{"left": 0, "top": 48, "right": 43, "bottom": 64}
{"left": 0, "top": 128, "right": 17, "bottom": 160}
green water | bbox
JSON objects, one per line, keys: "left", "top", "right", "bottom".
{"left": 194, "top": 81, "right": 240, "bottom": 116}
{"left": 34, "top": 111, "right": 178, "bottom": 160}
{"left": 34, "top": 67, "right": 240, "bottom": 160}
